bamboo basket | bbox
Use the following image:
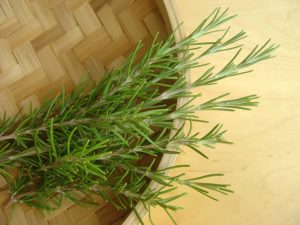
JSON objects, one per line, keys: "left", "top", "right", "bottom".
{"left": 0, "top": 0, "right": 188, "bottom": 224}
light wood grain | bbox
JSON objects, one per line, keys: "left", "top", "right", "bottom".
{"left": 144, "top": 0, "right": 300, "bottom": 224}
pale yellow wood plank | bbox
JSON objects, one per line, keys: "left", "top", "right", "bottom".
{"left": 51, "top": 27, "right": 84, "bottom": 54}
{"left": 0, "top": 65, "right": 24, "bottom": 89}
{"left": 13, "top": 43, "right": 41, "bottom": 75}
{"left": 78, "top": 214, "right": 99, "bottom": 225}
{"left": 97, "top": 4, "right": 123, "bottom": 40}
{"left": 29, "top": 0, "right": 57, "bottom": 31}
{"left": 0, "top": 209, "right": 6, "bottom": 225}
{"left": 73, "top": 27, "right": 112, "bottom": 62}
{"left": 0, "top": 89, "right": 18, "bottom": 120}
{"left": 48, "top": 212, "right": 73, "bottom": 225}
{"left": 0, "top": 191, "right": 9, "bottom": 225}
{"left": 89, "top": 0, "right": 107, "bottom": 12}
{"left": 8, "top": 0, "right": 34, "bottom": 26}
{"left": 118, "top": 7, "right": 149, "bottom": 44}
{"left": 0, "top": 7, "right": 7, "bottom": 24}
{"left": 65, "top": 0, "right": 89, "bottom": 11}
{"left": 6, "top": 19, "right": 43, "bottom": 49}
{"left": 52, "top": 2, "right": 77, "bottom": 32}
{"left": 109, "top": 0, "right": 135, "bottom": 14}
{"left": 25, "top": 209, "right": 48, "bottom": 225}
{"left": 0, "top": 16, "right": 19, "bottom": 37}
{"left": 37, "top": 45, "right": 66, "bottom": 81}
{"left": 61, "top": 51, "right": 88, "bottom": 85}
{"left": 90, "top": 0, "right": 107, "bottom": 12}
{"left": 0, "top": 0, "right": 14, "bottom": 18}
{"left": 132, "top": 0, "right": 157, "bottom": 18}
{"left": 94, "top": 34, "right": 131, "bottom": 65}
{"left": 8, "top": 68, "right": 50, "bottom": 102}
{"left": 44, "top": 0, "right": 63, "bottom": 9}
{"left": 0, "top": 39, "right": 17, "bottom": 71}
{"left": 73, "top": 3, "right": 102, "bottom": 36}
{"left": 143, "top": 10, "right": 167, "bottom": 41}
{"left": 31, "top": 24, "right": 65, "bottom": 50}
{"left": 84, "top": 56, "right": 106, "bottom": 82}
{"left": 5, "top": 205, "right": 30, "bottom": 225}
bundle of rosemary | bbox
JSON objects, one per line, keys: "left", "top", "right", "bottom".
{"left": 0, "top": 8, "right": 277, "bottom": 224}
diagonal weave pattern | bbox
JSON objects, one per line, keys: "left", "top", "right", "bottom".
{"left": 0, "top": 0, "right": 168, "bottom": 224}
{"left": 0, "top": 0, "right": 167, "bottom": 117}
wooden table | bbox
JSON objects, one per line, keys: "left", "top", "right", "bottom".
{"left": 145, "top": 0, "right": 300, "bottom": 224}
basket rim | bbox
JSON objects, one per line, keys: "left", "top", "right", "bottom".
{"left": 122, "top": 0, "right": 191, "bottom": 224}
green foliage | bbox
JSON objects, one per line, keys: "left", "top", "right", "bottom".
{"left": 0, "top": 8, "right": 277, "bottom": 224}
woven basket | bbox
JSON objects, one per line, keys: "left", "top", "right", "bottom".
{"left": 0, "top": 0, "right": 188, "bottom": 224}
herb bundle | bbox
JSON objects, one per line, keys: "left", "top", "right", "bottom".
{"left": 0, "top": 8, "right": 277, "bottom": 224}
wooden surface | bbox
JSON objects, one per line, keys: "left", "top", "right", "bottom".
{"left": 144, "top": 0, "right": 300, "bottom": 224}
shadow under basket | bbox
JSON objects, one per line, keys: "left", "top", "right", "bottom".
{"left": 0, "top": 0, "right": 187, "bottom": 224}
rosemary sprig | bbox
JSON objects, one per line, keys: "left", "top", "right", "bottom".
{"left": 0, "top": 8, "right": 277, "bottom": 224}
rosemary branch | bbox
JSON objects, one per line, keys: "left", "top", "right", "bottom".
{"left": 0, "top": 8, "right": 277, "bottom": 225}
